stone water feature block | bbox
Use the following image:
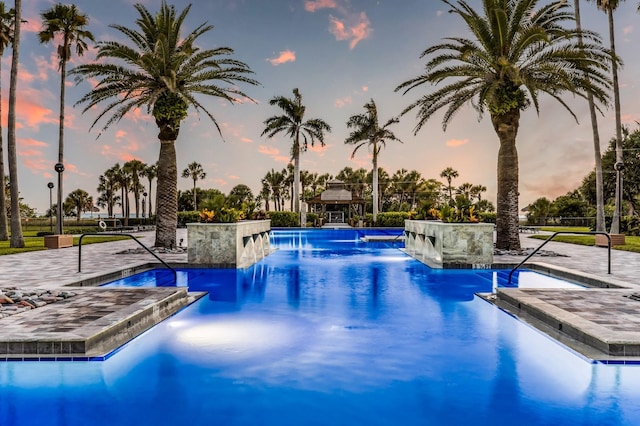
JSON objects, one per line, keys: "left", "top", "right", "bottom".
{"left": 404, "top": 220, "right": 494, "bottom": 268}
{"left": 187, "top": 220, "right": 271, "bottom": 268}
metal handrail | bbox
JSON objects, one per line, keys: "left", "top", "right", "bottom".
{"left": 507, "top": 231, "right": 611, "bottom": 286}
{"left": 78, "top": 233, "right": 177, "bottom": 284}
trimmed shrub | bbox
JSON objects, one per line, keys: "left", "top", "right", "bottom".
{"left": 177, "top": 211, "right": 201, "bottom": 227}
{"left": 479, "top": 212, "right": 497, "bottom": 224}
{"left": 621, "top": 215, "right": 640, "bottom": 236}
{"left": 306, "top": 212, "right": 319, "bottom": 227}
{"left": 268, "top": 211, "right": 300, "bottom": 227}
{"left": 375, "top": 212, "right": 411, "bottom": 227}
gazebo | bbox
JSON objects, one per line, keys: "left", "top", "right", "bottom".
{"left": 306, "top": 179, "right": 365, "bottom": 225}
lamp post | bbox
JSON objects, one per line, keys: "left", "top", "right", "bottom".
{"left": 47, "top": 182, "right": 54, "bottom": 232}
{"left": 54, "top": 162, "right": 64, "bottom": 235}
{"left": 142, "top": 192, "right": 147, "bottom": 221}
{"left": 615, "top": 161, "right": 624, "bottom": 233}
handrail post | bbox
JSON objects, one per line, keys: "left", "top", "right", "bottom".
{"left": 77, "top": 233, "right": 178, "bottom": 285}
{"left": 507, "top": 231, "right": 611, "bottom": 286}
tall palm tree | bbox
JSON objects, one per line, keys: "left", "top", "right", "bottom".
{"left": 587, "top": 0, "right": 625, "bottom": 233}
{"left": 39, "top": 3, "right": 94, "bottom": 235}
{"left": 0, "top": 3, "right": 12, "bottom": 241}
{"left": 396, "top": 0, "right": 612, "bottom": 250}
{"left": 440, "top": 167, "right": 459, "bottom": 205}
{"left": 263, "top": 169, "right": 286, "bottom": 211}
{"left": 97, "top": 167, "right": 120, "bottom": 217}
{"left": 72, "top": 2, "right": 258, "bottom": 248}
{"left": 7, "top": 0, "right": 22, "bottom": 248}
{"left": 574, "top": 0, "right": 605, "bottom": 232}
{"left": 141, "top": 162, "right": 158, "bottom": 218}
{"left": 262, "top": 88, "right": 331, "bottom": 213}
{"left": 123, "top": 159, "right": 146, "bottom": 217}
{"left": 181, "top": 161, "right": 206, "bottom": 211}
{"left": 345, "top": 99, "right": 402, "bottom": 223}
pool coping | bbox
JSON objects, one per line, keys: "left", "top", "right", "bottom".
{"left": 0, "top": 262, "right": 207, "bottom": 361}
{"left": 488, "top": 261, "right": 640, "bottom": 362}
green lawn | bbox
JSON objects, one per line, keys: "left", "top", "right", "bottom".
{"left": 530, "top": 234, "right": 640, "bottom": 253}
{"left": 0, "top": 235, "right": 131, "bottom": 256}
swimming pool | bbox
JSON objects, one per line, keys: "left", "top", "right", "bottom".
{"left": 1, "top": 229, "right": 638, "bottom": 425}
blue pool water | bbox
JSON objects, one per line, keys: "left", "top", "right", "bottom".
{"left": 1, "top": 229, "right": 639, "bottom": 425}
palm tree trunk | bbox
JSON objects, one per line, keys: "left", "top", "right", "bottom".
{"left": 492, "top": 109, "right": 521, "bottom": 251}
{"left": 148, "top": 177, "right": 153, "bottom": 217}
{"left": 192, "top": 178, "right": 197, "bottom": 210}
{"left": 574, "top": 0, "right": 606, "bottom": 232}
{"left": 7, "top": 0, "right": 23, "bottom": 248}
{"left": 608, "top": 8, "right": 623, "bottom": 234}
{"left": 293, "top": 137, "right": 301, "bottom": 213}
{"left": 0, "top": 58, "right": 8, "bottom": 241}
{"left": 372, "top": 143, "right": 379, "bottom": 224}
{"left": 155, "top": 139, "right": 178, "bottom": 248}
{"left": 56, "top": 52, "right": 67, "bottom": 235}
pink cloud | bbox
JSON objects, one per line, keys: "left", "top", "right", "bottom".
{"left": 623, "top": 25, "right": 632, "bottom": 35}
{"left": 334, "top": 96, "right": 352, "bottom": 108}
{"left": 240, "top": 137, "right": 253, "bottom": 143}
{"left": 214, "top": 178, "right": 228, "bottom": 187}
{"left": 267, "top": 50, "right": 296, "bottom": 66}
{"left": 621, "top": 114, "right": 638, "bottom": 124}
{"left": 19, "top": 138, "right": 48, "bottom": 148}
{"left": 446, "top": 138, "right": 470, "bottom": 147}
{"left": 259, "top": 145, "right": 290, "bottom": 163}
{"left": 308, "top": 143, "right": 329, "bottom": 155}
{"left": 228, "top": 175, "right": 240, "bottom": 180}
{"left": 305, "top": 0, "right": 337, "bottom": 12}
{"left": 362, "top": 86, "right": 369, "bottom": 92}
{"left": 329, "top": 12, "right": 371, "bottom": 49}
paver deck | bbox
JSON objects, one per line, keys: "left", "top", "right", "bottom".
{"left": 1, "top": 228, "right": 640, "bottom": 361}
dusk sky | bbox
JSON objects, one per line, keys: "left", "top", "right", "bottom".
{"left": 7, "top": 0, "right": 640, "bottom": 215}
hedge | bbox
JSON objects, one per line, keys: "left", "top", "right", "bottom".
{"left": 268, "top": 211, "right": 300, "bottom": 227}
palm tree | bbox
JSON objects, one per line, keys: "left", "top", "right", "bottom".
{"left": 396, "top": 0, "right": 612, "bottom": 250}
{"left": 123, "top": 159, "right": 146, "bottom": 217}
{"left": 181, "top": 161, "right": 206, "bottom": 211}
{"left": 0, "top": 3, "right": 12, "bottom": 241}
{"left": 345, "top": 99, "right": 402, "bottom": 223}
{"left": 262, "top": 88, "right": 331, "bottom": 213}
{"left": 440, "top": 167, "right": 459, "bottom": 205}
{"left": 263, "top": 169, "right": 286, "bottom": 211}
{"left": 97, "top": 167, "right": 120, "bottom": 217}
{"left": 65, "top": 189, "right": 92, "bottom": 222}
{"left": 141, "top": 162, "right": 158, "bottom": 217}
{"left": 7, "top": 0, "right": 22, "bottom": 248}
{"left": 39, "top": 3, "right": 94, "bottom": 235}
{"left": 587, "top": 0, "right": 625, "bottom": 234}
{"left": 72, "top": 2, "right": 258, "bottom": 248}
{"left": 574, "top": 0, "right": 606, "bottom": 233}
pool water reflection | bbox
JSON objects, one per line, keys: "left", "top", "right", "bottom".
{"left": 0, "top": 229, "right": 638, "bottom": 426}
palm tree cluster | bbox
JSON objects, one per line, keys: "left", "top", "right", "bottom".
{"left": 258, "top": 165, "right": 493, "bottom": 217}
{"left": 96, "top": 161, "right": 158, "bottom": 224}
{"left": 0, "top": 0, "right": 627, "bottom": 251}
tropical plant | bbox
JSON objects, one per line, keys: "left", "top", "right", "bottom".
{"left": 123, "top": 159, "right": 146, "bottom": 218}
{"left": 71, "top": 1, "right": 258, "bottom": 247}
{"left": 6, "top": 0, "right": 22, "bottom": 247}
{"left": 396, "top": 0, "right": 612, "bottom": 250}
{"left": 39, "top": 3, "right": 94, "bottom": 235}
{"left": 440, "top": 167, "right": 459, "bottom": 205}
{"left": 97, "top": 167, "right": 120, "bottom": 217}
{"left": 181, "top": 161, "right": 206, "bottom": 211}
{"left": 345, "top": 99, "right": 402, "bottom": 223}
{"left": 65, "top": 189, "right": 93, "bottom": 221}
{"left": 262, "top": 88, "right": 331, "bottom": 213}
{"left": 0, "top": 2, "right": 12, "bottom": 241}
{"left": 262, "top": 169, "right": 286, "bottom": 211}
{"left": 587, "top": 0, "right": 625, "bottom": 233}
{"left": 140, "top": 162, "right": 158, "bottom": 217}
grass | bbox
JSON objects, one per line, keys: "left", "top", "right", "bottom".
{"left": 0, "top": 234, "right": 132, "bottom": 256}
{"left": 530, "top": 234, "right": 640, "bottom": 253}
{"left": 538, "top": 226, "right": 591, "bottom": 233}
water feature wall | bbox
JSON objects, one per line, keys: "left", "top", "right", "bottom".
{"left": 404, "top": 220, "right": 494, "bottom": 268}
{"left": 187, "top": 220, "right": 271, "bottom": 268}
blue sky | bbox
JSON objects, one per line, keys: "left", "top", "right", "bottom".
{"left": 7, "top": 0, "right": 640, "bottom": 214}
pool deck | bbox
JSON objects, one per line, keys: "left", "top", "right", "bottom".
{"left": 1, "top": 228, "right": 640, "bottom": 361}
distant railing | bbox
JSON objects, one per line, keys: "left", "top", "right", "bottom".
{"left": 507, "top": 231, "right": 611, "bottom": 286}
{"left": 77, "top": 233, "right": 177, "bottom": 285}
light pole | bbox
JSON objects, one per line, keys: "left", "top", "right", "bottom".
{"left": 615, "top": 161, "right": 624, "bottom": 233}
{"left": 54, "top": 163, "right": 64, "bottom": 235}
{"left": 142, "top": 192, "right": 147, "bottom": 221}
{"left": 47, "top": 182, "right": 54, "bottom": 232}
